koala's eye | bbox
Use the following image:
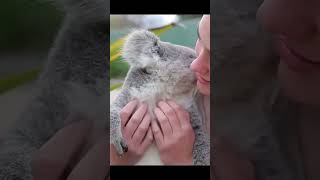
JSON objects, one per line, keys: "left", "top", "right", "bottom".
{"left": 141, "top": 68, "right": 152, "bottom": 75}
{"left": 151, "top": 43, "right": 164, "bottom": 57}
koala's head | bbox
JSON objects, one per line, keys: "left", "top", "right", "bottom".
{"left": 122, "top": 30, "right": 197, "bottom": 97}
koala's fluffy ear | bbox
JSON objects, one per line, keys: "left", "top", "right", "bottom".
{"left": 121, "top": 30, "right": 160, "bottom": 68}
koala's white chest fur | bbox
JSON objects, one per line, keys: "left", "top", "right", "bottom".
{"left": 129, "top": 81, "right": 196, "bottom": 119}
{"left": 136, "top": 143, "right": 163, "bottom": 165}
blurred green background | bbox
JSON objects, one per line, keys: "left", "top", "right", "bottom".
{"left": 0, "top": 0, "right": 63, "bottom": 136}
{"left": 0, "top": 10, "right": 202, "bottom": 94}
{"left": 0, "top": 0, "right": 62, "bottom": 54}
{"left": 0, "top": 0, "right": 62, "bottom": 94}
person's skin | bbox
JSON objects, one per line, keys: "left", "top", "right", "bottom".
{"left": 110, "top": 100, "right": 153, "bottom": 165}
{"left": 256, "top": 0, "right": 320, "bottom": 179}
{"left": 214, "top": 0, "right": 320, "bottom": 179}
{"left": 257, "top": 0, "right": 320, "bottom": 106}
{"left": 110, "top": 99, "right": 195, "bottom": 165}
{"left": 191, "top": 15, "right": 211, "bottom": 96}
{"left": 31, "top": 120, "right": 108, "bottom": 180}
{"left": 192, "top": 15, "right": 211, "bottom": 136}
{"left": 151, "top": 101, "right": 195, "bottom": 165}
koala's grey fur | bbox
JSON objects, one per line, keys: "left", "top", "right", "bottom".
{"left": 0, "top": 0, "right": 108, "bottom": 179}
{"left": 213, "top": 0, "right": 300, "bottom": 179}
{"left": 110, "top": 30, "right": 210, "bottom": 165}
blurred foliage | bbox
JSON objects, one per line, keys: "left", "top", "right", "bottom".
{"left": 110, "top": 60, "right": 130, "bottom": 79}
{"left": 110, "top": 82, "right": 123, "bottom": 91}
{"left": 0, "top": 0, "right": 63, "bottom": 54}
{"left": 0, "top": 0, "right": 61, "bottom": 94}
{"left": 0, "top": 68, "right": 41, "bottom": 94}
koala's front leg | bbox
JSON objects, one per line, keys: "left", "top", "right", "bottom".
{"left": 110, "top": 90, "right": 132, "bottom": 156}
{"left": 110, "top": 105, "right": 128, "bottom": 155}
{"left": 189, "top": 105, "right": 210, "bottom": 165}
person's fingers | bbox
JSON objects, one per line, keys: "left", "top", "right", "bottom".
{"left": 213, "top": 138, "right": 255, "bottom": 180}
{"left": 132, "top": 113, "right": 151, "bottom": 144}
{"left": 120, "top": 100, "right": 139, "bottom": 129}
{"left": 167, "top": 100, "right": 191, "bottom": 130}
{"left": 124, "top": 103, "right": 148, "bottom": 138}
{"left": 158, "top": 101, "right": 180, "bottom": 131}
{"left": 67, "top": 137, "right": 108, "bottom": 180}
{"left": 139, "top": 128, "right": 153, "bottom": 153}
{"left": 154, "top": 107, "right": 172, "bottom": 137}
{"left": 151, "top": 120, "right": 163, "bottom": 147}
{"left": 32, "top": 120, "right": 92, "bottom": 180}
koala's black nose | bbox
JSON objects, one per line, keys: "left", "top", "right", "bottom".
{"left": 189, "top": 54, "right": 197, "bottom": 59}
{"left": 187, "top": 53, "right": 197, "bottom": 65}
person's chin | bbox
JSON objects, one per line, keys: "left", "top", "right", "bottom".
{"left": 278, "top": 61, "right": 320, "bottom": 106}
{"left": 197, "top": 81, "right": 210, "bottom": 96}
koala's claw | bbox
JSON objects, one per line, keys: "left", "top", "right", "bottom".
{"left": 113, "top": 137, "right": 128, "bottom": 156}
{"left": 121, "top": 141, "right": 128, "bottom": 153}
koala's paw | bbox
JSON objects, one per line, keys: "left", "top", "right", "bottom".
{"left": 112, "top": 136, "right": 128, "bottom": 156}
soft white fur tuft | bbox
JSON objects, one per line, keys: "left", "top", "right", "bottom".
{"left": 129, "top": 82, "right": 197, "bottom": 119}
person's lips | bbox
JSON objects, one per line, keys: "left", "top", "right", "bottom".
{"left": 274, "top": 37, "right": 320, "bottom": 72}
{"left": 197, "top": 75, "right": 210, "bottom": 85}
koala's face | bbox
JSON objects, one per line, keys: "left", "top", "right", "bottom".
{"left": 122, "top": 30, "right": 197, "bottom": 94}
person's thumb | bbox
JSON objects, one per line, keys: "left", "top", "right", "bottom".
{"left": 212, "top": 137, "right": 255, "bottom": 180}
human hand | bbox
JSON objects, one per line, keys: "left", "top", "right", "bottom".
{"left": 111, "top": 100, "right": 153, "bottom": 165}
{"left": 31, "top": 120, "right": 108, "bottom": 180}
{"left": 151, "top": 100, "right": 195, "bottom": 165}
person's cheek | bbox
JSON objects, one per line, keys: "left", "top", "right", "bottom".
{"left": 257, "top": 0, "right": 314, "bottom": 41}
{"left": 256, "top": 0, "right": 290, "bottom": 35}
{"left": 205, "top": 52, "right": 211, "bottom": 80}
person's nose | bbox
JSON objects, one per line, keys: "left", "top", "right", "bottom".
{"left": 191, "top": 52, "right": 208, "bottom": 75}
{"left": 256, "top": 0, "right": 318, "bottom": 42}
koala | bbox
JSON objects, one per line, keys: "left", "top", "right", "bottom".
{"left": 212, "top": 0, "right": 300, "bottom": 179}
{"left": 110, "top": 30, "right": 210, "bottom": 165}
{"left": 0, "top": 0, "right": 108, "bottom": 179}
